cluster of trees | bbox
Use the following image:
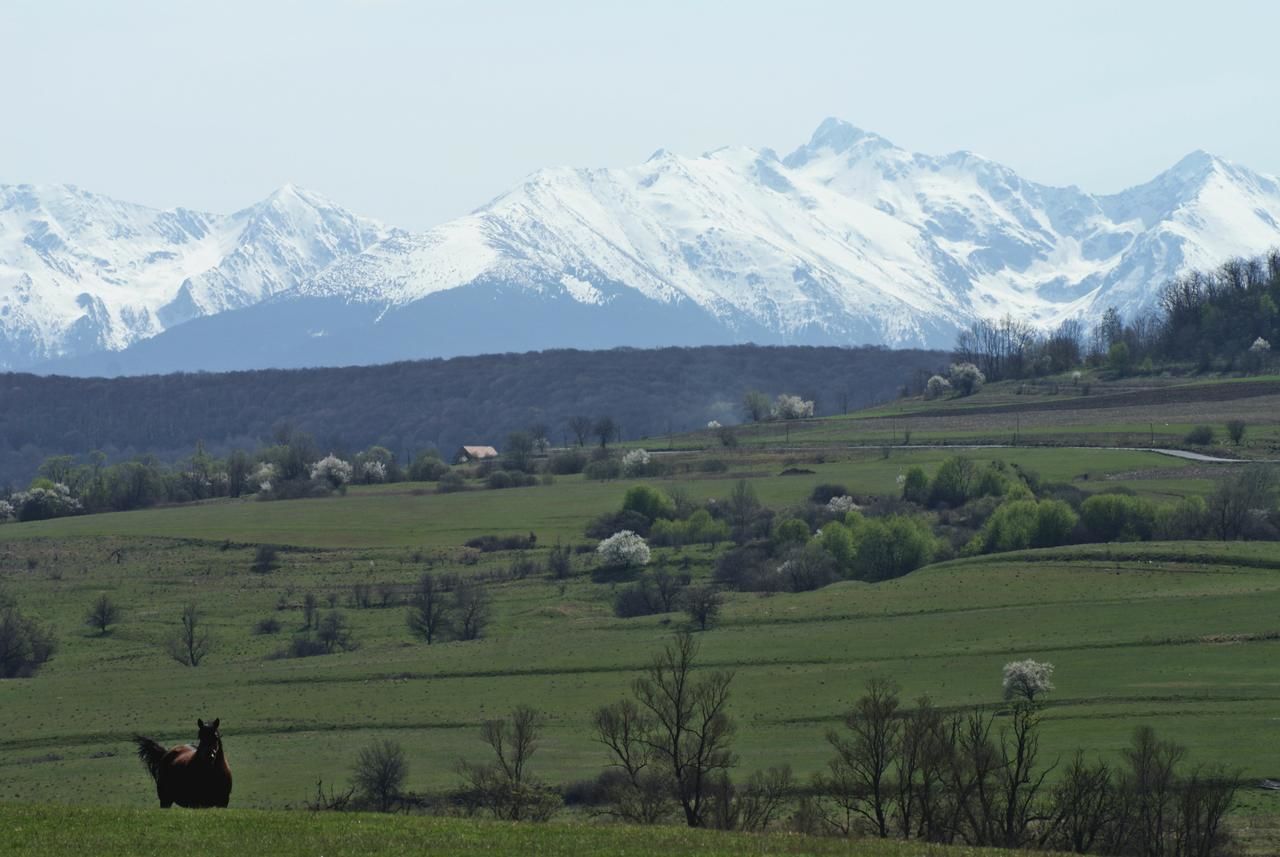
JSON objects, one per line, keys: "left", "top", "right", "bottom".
{"left": 952, "top": 251, "right": 1280, "bottom": 384}
{"left": 741, "top": 391, "right": 816, "bottom": 422}
{"left": 0, "top": 344, "right": 944, "bottom": 487}
{"left": 405, "top": 574, "right": 493, "bottom": 644}
{"left": 324, "top": 633, "right": 1238, "bottom": 857}
{"left": 794, "top": 676, "right": 1235, "bottom": 854}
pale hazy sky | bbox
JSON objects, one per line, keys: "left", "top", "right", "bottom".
{"left": 4, "top": 0, "right": 1277, "bottom": 230}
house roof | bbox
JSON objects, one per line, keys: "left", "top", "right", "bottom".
{"left": 460, "top": 445, "right": 499, "bottom": 458}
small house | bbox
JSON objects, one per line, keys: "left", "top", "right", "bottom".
{"left": 456, "top": 445, "right": 499, "bottom": 464}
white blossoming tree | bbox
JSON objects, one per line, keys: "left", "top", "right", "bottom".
{"left": 924, "top": 375, "right": 951, "bottom": 400}
{"left": 826, "top": 495, "right": 857, "bottom": 515}
{"left": 596, "top": 530, "right": 651, "bottom": 569}
{"left": 0, "top": 499, "right": 14, "bottom": 522}
{"left": 10, "top": 483, "right": 82, "bottom": 522}
{"left": 1250, "top": 337, "right": 1272, "bottom": 354}
{"left": 311, "top": 454, "right": 354, "bottom": 490}
{"left": 250, "top": 462, "right": 276, "bottom": 493}
{"left": 622, "top": 448, "right": 652, "bottom": 477}
{"left": 706, "top": 420, "right": 722, "bottom": 429}
{"left": 1002, "top": 659, "right": 1055, "bottom": 703}
{"left": 773, "top": 394, "right": 815, "bottom": 420}
{"left": 949, "top": 363, "right": 986, "bottom": 396}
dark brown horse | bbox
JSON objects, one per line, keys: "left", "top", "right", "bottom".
{"left": 134, "top": 718, "right": 233, "bottom": 808}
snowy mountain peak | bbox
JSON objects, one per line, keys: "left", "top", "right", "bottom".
{"left": 10, "top": 119, "right": 1280, "bottom": 375}
{"left": 0, "top": 184, "right": 394, "bottom": 368}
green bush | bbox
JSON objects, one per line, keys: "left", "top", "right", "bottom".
{"left": 407, "top": 451, "right": 449, "bottom": 482}
{"left": 1080, "top": 493, "right": 1156, "bottom": 542}
{"left": 648, "top": 510, "right": 729, "bottom": 548}
{"left": 928, "top": 457, "right": 977, "bottom": 507}
{"left": 901, "top": 467, "right": 929, "bottom": 505}
{"left": 972, "top": 498, "right": 1079, "bottom": 554}
{"left": 546, "top": 450, "right": 587, "bottom": 475}
{"left": 818, "top": 521, "right": 855, "bottom": 571}
{"left": 772, "top": 517, "right": 811, "bottom": 550}
{"left": 621, "top": 485, "right": 674, "bottom": 523}
{"left": 437, "top": 471, "right": 466, "bottom": 494}
{"left": 1184, "top": 425, "right": 1215, "bottom": 445}
{"left": 1154, "top": 495, "right": 1211, "bottom": 540}
{"left": 583, "top": 459, "right": 621, "bottom": 481}
{"left": 852, "top": 515, "right": 936, "bottom": 582}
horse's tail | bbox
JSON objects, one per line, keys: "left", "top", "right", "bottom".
{"left": 134, "top": 735, "right": 167, "bottom": 782}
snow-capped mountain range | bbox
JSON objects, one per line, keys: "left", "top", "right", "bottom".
{"left": 0, "top": 183, "right": 395, "bottom": 369}
{"left": 9, "top": 118, "right": 1280, "bottom": 375}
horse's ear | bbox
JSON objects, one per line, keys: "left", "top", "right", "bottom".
{"left": 198, "top": 718, "right": 205, "bottom": 729}
{"left": 212, "top": 718, "right": 220, "bottom": 730}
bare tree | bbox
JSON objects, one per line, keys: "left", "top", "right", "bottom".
{"left": 568, "top": 416, "right": 593, "bottom": 447}
{"left": 681, "top": 585, "right": 724, "bottom": 631}
{"left": 352, "top": 738, "right": 408, "bottom": 812}
{"left": 406, "top": 572, "right": 450, "bottom": 644}
{"left": 593, "top": 416, "right": 619, "bottom": 448}
{"left": 84, "top": 593, "right": 121, "bottom": 636}
{"left": 302, "top": 591, "right": 318, "bottom": 630}
{"left": 707, "top": 766, "right": 794, "bottom": 832}
{"left": 452, "top": 581, "right": 492, "bottom": 641}
{"left": 650, "top": 567, "right": 691, "bottom": 612}
{"left": 815, "top": 677, "right": 901, "bottom": 837}
{"left": 167, "top": 603, "right": 212, "bottom": 667}
{"left": 593, "top": 698, "right": 673, "bottom": 823}
{"left": 627, "top": 630, "right": 737, "bottom": 827}
{"left": 316, "top": 611, "right": 356, "bottom": 652}
{"left": 457, "top": 706, "right": 560, "bottom": 821}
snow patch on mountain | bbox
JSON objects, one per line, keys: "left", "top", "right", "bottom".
{"left": 0, "top": 183, "right": 394, "bottom": 367}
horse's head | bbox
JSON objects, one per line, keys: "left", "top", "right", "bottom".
{"left": 195, "top": 718, "right": 222, "bottom": 763}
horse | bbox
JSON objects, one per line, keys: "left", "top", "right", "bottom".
{"left": 134, "top": 718, "right": 233, "bottom": 808}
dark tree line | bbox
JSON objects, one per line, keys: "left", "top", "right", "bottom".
{"left": 0, "top": 344, "right": 942, "bottom": 486}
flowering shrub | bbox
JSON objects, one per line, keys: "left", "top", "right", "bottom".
{"left": 250, "top": 462, "right": 276, "bottom": 493}
{"left": 596, "top": 530, "right": 651, "bottom": 568}
{"left": 773, "top": 394, "right": 815, "bottom": 420}
{"left": 360, "top": 460, "right": 388, "bottom": 483}
{"left": 706, "top": 420, "right": 722, "bottom": 429}
{"left": 825, "top": 495, "right": 857, "bottom": 515}
{"left": 924, "top": 375, "right": 951, "bottom": 400}
{"left": 1250, "top": 337, "right": 1271, "bottom": 353}
{"left": 622, "top": 448, "right": 652, "bottom": 477}
{"left": 1002, "top": 659, "right": 1055, "bottom": 702}
{"left": 0, "top": 500, "right": 14, "bottom": 523}
{"left": 949, "top": 363, "right": 986, "bottom": 396}
{"left": 310, "top": 454, "right": 353, "bottom": 490}
{"left": 10, "top": 483, "right": 81, "bottom": 522}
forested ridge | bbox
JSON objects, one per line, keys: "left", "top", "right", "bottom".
{"left": 0, "top": 344, "right": 942, "bottom": 485}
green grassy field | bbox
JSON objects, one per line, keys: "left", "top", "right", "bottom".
{"left": 3, "top": 377, "right": 1279, "bottom": 853}
{"left": 0, "top": 804, "right": 1050, "bottom": 857}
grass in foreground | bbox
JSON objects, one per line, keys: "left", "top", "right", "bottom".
{"left": 0, "top": 803, "right": 1046, "bottom": 857}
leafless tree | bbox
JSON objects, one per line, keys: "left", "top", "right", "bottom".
{"left": 352, "top": 739, "right": 408, "bottom": 812}
{"left": 681, "top": 585, "right": 724, "bottom": 632}
{"left": 84, "top": 593, "right": 120, "bottom": 635}
{"left": 565, "top": 415, "right": 591, "bottom": 447}
{"left": 815, "top": 677, "right": 901, "bottom": 837}
{"left": 167, "top": 603, "right": 212, "bottom": 667}
{"left": 593, "top": 698, "right": 673, "bottom": 823}
{"left": 630, "top": 630, "right": 737, "bottom": 827}
{"left": 457, "top": 705, "right": 560, "bottom": 821}
{"left": 406, "top": 572, "right": 450, "bottom": 644}
{"left": 452, "top": 581, "right": 492, "bottom": 641}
